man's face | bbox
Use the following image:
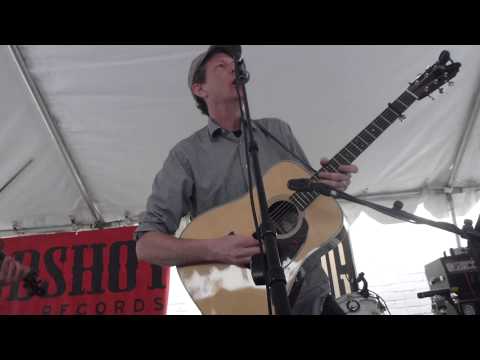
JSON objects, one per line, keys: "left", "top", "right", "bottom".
{"left": 193, "top": 52, "right": 239, "bottom": 104}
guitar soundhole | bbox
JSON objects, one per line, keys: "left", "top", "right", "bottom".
{"left": 269, "top": 201, "right": 299, "bottom": 235}
{"left": 268, "top": 200, "right": 307, "bottom": 265}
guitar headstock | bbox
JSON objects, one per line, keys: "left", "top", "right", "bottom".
{"left": 408, "top": 50, "right": 461, "bottom": 100}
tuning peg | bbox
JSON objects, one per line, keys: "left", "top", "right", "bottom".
{"left": 448, "top": 81, "right": 455, "bottom": 87}
{"left": 438, "top": 88, "right": 444, "bottom": 94}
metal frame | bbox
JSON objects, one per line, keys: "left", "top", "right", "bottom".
{"left": 8, "top": 45, "right": 105, "bottom": 227}
{"left": 349, "top": 185, "right": 480, "bottom": 202}
{"left": 447, "top": 75, "right": 480, "bottom": 188}
{"left": 0, "top": 219, "right": 133, "bottom": 238}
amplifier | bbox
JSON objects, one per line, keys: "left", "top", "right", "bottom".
{"left": 421, "top": 248, "right": 480, "bottom": 315}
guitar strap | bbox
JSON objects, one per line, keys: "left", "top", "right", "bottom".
{"left": 288, "top": 267, "right": 306, "bottom": 306}
{"left": 254, "top": 121, "right": 317, "bottom": 173}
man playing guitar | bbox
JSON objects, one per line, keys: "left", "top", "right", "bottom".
{"left": 134, "top": 46, "right": 358, "bottom": 314}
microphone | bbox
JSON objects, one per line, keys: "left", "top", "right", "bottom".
{"left": 287, "top": 178, "right": 337, "bottom": 197}
{"left": 213, "top": 45, "right": 250, "bottom": 85}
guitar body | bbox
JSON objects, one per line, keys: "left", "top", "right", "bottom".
{"left": 177, "top": 161, "right": 344, "bottom": 314}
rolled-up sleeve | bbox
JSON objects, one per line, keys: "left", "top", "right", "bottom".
{"left": 134, "top": 146, "right": 194, "bottom": 241}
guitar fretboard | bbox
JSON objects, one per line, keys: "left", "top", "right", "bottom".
{"left": 290, "top": 90, "right": 418, "bottom": 211}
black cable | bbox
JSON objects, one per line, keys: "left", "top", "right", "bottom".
{"left": 255, "top": 122, "right": 316, "bottom": 173}
{"left": 367, "top": 289, "right": 391, "bottom": 315}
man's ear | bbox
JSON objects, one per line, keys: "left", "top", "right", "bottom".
{"left": 192, "top": 83, "right": 206, "bottom": 99}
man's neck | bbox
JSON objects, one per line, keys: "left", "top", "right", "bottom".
{"left": 209, "top": 102, "right": 242, "bottom": 131}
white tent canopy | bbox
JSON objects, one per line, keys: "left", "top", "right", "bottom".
{"left": 1, "top": 45, "right": 479, "bottom": 236}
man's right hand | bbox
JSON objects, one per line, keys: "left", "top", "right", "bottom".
{"left": 209, "top": 233, "right": 262, "bottom": 267}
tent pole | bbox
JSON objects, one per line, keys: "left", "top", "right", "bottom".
{"left": 445, "top": 190, "right": 462, "bottom": 248}
{"left": 8, "top": 45, "right": 106, "bottom": 227}
{"left": 447, "top": 74, "right": 480, "bottom": 187}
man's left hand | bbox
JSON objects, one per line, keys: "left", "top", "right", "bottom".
{"left": 316, "top": 158, "right": 359, "bottom": 192}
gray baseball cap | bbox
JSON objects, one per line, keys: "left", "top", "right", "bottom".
{"left": 188, "top": 45, "right": 242, "bottom": 93}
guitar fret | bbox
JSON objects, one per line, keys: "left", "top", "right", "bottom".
{"left": 361, "top": 130, "right": 375, "bottom": 143}
{"left": 340, "top": 151, "right": 355, "bottom": 163}
{"left": 355, "top": 136, "right": 369, "bottom": 147}
{"left": 375, "top": 116, "right": 390, "bottom": 129}
{"left": 386, "top": 106, "right": 401, "bottom": 119}
{"left": 382, "top": 109, "right": 397, "bottom": 122}
{"left": 336, "top": 153, "right": 350, "bottom": 164}
{"left": 367, "top": 124, "right": 382, "bottom": 137}
{"left": 380, "top": 114, "right": 393, "bottom": 125}
{"left": 324, "top": 164, "right": 337, "bottom": 173}
{"left": 329, "top": 158, "right": 341, "bottom": 169}
{"left": 343, "top": 147, "right": 357, "bottom": 159}
{"left": 399, "top": 92, "right": 415, "bottom": 105}
{"left": 405, "top": 89, "right": 419, "bottom": 100}
{"left": 350, "top": 140, "right": 363, "bottom": 152}
{"left": 364, "top": 128, "right": 375, "bottom": 138}
{"left": 396, "top": 99, "right": 408, "bottom": 109}
{"left": 372, "top": 121, "right": 384, "bottom": 133}
{"left": 346, "top": 143, "right": 361, "bottom": 156}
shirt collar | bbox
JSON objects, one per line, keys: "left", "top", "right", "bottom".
{"left": 207, "top": 117, "right": 257, "bottom": 139}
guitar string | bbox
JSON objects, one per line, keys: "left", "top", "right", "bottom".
{"left": 267, "top": 166, "right": 338, "bottom": 227}
{"left": 265, "top": 98, "right": 412, "bottom": 229}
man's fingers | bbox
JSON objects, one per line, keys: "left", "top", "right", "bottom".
{"left": 232, "top": 235, "right": 259, "bottom": 247}
{"left": 320, "top": 158, "right": 358, "bottom": 174}
{"left": 338, "top": 164, "right": 359, "bottom": 174}
{"left": 317, "top": 171, "right": 351, "bottom": 182}
{"left": 237, "top": 257, "right": 255, "bottom": 267}
{"left": 238, "top": 246, "right": 261, "bottom": 258}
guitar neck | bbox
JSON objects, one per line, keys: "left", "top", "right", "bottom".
{"left": 291, "top": 89, "right": 418, "bottom": 210}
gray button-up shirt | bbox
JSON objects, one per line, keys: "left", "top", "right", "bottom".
{"left": 134, "top": 116, "right": 336, "bottom": 314}
{"left": 135, "top": 117, "right": 310, "bottom": 239}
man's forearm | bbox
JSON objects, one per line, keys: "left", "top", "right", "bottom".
{"left": 136, "top": 231, "right": 214, "bottom": 267}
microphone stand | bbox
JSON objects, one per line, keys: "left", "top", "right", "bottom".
{"left": 289, "top": 180, "right": 480, "bottom": 257}
{"left": 233, "top": 54, "right": 291, "bottom": 315}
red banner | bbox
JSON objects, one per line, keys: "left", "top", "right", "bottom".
{"left": 0, "top": 226, "right": 169, "bottom": 315}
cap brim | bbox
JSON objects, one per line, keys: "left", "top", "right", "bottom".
{"left": 207, "top": 45, "right": 242, "bottom": 60}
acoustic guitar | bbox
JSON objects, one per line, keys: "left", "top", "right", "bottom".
{"left": 178, "top": 50, "right": 461, "bottom": 314}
